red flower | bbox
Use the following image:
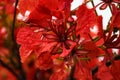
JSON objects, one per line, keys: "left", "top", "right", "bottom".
{"left": 42, "top": 19, "right": 77, "bottom": 57}
{"left": 17, "top": 0, "right": 76, "bottom": 68}
{"left": 17, "top": 21, "right": 76, "bottom": 64}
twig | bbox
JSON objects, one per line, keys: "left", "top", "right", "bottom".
{"left": 11, "top": 0, "right": 26, "bottom": 80}
{"left": 91, "top": 0, "right": 98, "bottom": 15}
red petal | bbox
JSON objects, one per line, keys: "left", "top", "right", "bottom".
{"left": 19, "top": 45, "right": 33, "bottom": 62}
{"left": 76, "top": 4, "right": 102, "bottom": 38}
{"left": 60, "top": 41, "right": 76, "bottom": 57}
{"left": 50, "top": 61, "right": 70, "bottom": 80}
{"left": 74, "top": 62, "right": 92, "bottom": 80}
{"left": 17, "top": 26, "right": 41, "bottom": 45}
{"left": 38, "top": 0, "right": 58, "bottom": 11}
{"left": 112, "top": 12, "right": 120, "bottom": 28}
{"left": 36, "top": 52, "right": 53, "bottom": 70}
{"left": 83, "top": 41, "right": 104, "bottom": 58}
{"left": 99, "top": 3, "right": 108, "bottom": 10}
{"left": 110, "top": 60, "right": 120, "bottom": 79}
{"left": 50, "top": 70, "right": 68, "bottom": 80}
{"left": 26, "top": 5, "right": 51, "bottom": 27}
{"left": 18, "top": 0, "right": 38, "bottom": 15}
{"left": 97, "top": 64, "right": 113, "bottom": 80}
{"left": 35, "top": 42, "right": 57, "bottom": 57}
{"left": 76, "top": 4, "right": 95, "bottom": 32}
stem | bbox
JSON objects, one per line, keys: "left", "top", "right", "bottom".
{"left": 91, "top": 0, "right": 98, "bottom": 15}
{"left": 11, "top": 0, "right": 26, "bottom": 79}
{"left": 12, "top": 0, "right": 20, "bottom": 65}
{"left": 108, "top": 5, "right": 112, "bottom": 14}
{"left": 106, "top": 5, "right": 113, "bottom": 41}
{"left": 12, "top": 0, "right": 18, "bottom": 45}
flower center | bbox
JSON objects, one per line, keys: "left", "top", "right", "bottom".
{"left": 59, "top": 35, "right": 66, "bottom": 42}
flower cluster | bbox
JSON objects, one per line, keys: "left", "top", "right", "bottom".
{"left": 16, "top": 0, "right": 120, "bottom": 79}
{"left": 1, "top": 0, "right": 120, "bottom": 80}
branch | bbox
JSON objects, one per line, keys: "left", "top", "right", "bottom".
{"left": 12, "top": 0, "right": 18, "bottom": 40}
{"left": 11, "top": 0, "right": 20, "bottom": 59}
{"left": 11, "top": 0, "right": 26, "bottom": 79}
